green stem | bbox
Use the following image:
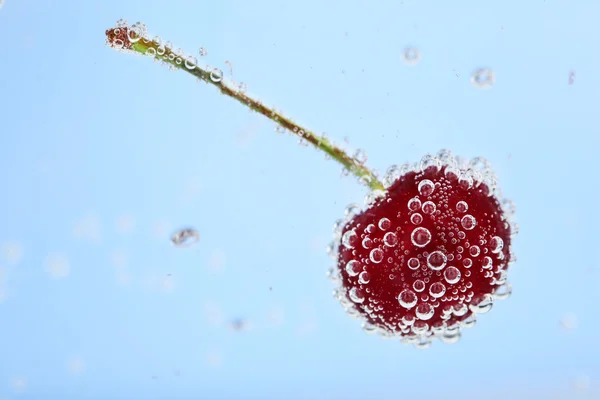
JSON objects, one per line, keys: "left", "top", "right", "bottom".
{"left": 105, "top": 22, "right": 385, "bottom": 192}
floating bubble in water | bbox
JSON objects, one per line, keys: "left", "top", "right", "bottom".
{"left": 427, "top": 251, "right": 447, "bottom": 270}
{"left": 408, "top": 197, "right": 421, "bottom": 211}
{"left": 345, "top": 260, "right": 361, "bottom": 277}
{"left": 199, "top": 47, "right": 208, "bottom": 57}
{"left": 490, "top": 236, "right": 504, "bottom": 253}
{"left": 378, "top": 218, "right": 391, "bottom": 231}
{"left": 402, "top": 47, "right": 420, "bottom": 65}
{"left": 410, "top": 213, "right": 423, "bottom": 225}
{"left": 429, "top": 282, "right": 446, "bottom": 298}
{"left": 411, "top": 227, "right": 431, "bottom": 247}
{"left": 471, "top": 67, "right": 495, "bottom": 89}
{"left": 184, "top": 56, "right": 197, "bottom": 70}
{"left": 358, "top": 271, "right": 371, "bottom": 284}
{"left": 456, "top": 201, "right": 468, "bottom": 213}
{"left": 413, "top": 279, "right": 425, "bottom": 292}
{"left": 349, "top": 287, "right": 365, "bottom": 303}
{"left": 398, "top": 289, "right": 418, "bottom": 309}
{"left": 171, "top": 228, "right": 200, "bottom": 247}
{"left": 370, "top": 248, "right": 384, "bottom": 263}
{"left": 444, "top": 266, "right": 461, "bottom": 284}
{"left": 418, "top": 179, "right": 435, "bottom": 196}
{"left": 407, "top": 257, "right": 420, "bottom": 270}
{"left": 415, "top": 303, "right": 434, "bottom": 320}
{"left": 469, "top": 293, "right": 494, "bottom": 314}
{"left": 469, "top": 245, "right": 480, "bottom": 257}
{"left": 461, "top": 214, "right": 477, "bottom": 230}
{"left": 383, "top": 232, "right": 398, "bottom": 247}
{"left": 422, "top": 201, "right": 436, "bottom": 214}
{"left": 342, "top": 229, "right": 358, "bottom": 249}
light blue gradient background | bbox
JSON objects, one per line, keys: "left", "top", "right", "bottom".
{"left": 0, "top": 1, "right": 599, "bottom": 399}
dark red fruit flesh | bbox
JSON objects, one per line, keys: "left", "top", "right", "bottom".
{"left": 336, "top": 165, "right": 512, "bottom": 342}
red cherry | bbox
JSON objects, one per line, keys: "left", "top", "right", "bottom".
{"left": 330, "top": 150, "right": 517, "bottom": 348}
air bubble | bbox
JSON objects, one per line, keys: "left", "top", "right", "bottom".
{"left": 413, "top": 280, "right": 425, "bottom": 292}
{"left": 342, "top": 229, "right": 359, "bottom": 249}
{"left": 378, "top": 218, "right": 391, "bottom": 231}
{"left": 411, "top": 227, "right": 431, "bottom": 247}
{"left": 184, "top": 56, "right": 197, "bottom": 70}
{"left": 427, "top": 251, "right": 447, "bottom": 271}
{"left": 482, "top": 256, "right": 493, "bottom": 270}
{"left": 469, "top": 293, "right": 494, "bottom": 314}
{"left": 410, "top": 213, "right": 423, "bottom": 225}
{"left": 444, "top": 266, "right": 461, "bottom": 284}
{"left": 358, "top": 271, "right": 371, "bottom": 284}
{"left": 402, "top": 47, "right": 420, "bottom": 65}
{"left": 349, "top": 287, "right": 365, "bottom": 303}
{"left": 461, "top": 215, "right": 477, "bottom": 230}
{"left": 415, "top": 303, "right": 434, "bottom": 320}
{"left": 418, "top": 179, "right": 435, "bottom": 196}
{"left": 398, "top": 289, "right": 417, "bottom": 309}
{"left": 370, "top": 248, "right": 384, "bottom": 263}
{"left": 429, "top": 282, "right": 446, "bottom": 298}
{"left": 422, "top": 201, "right": 436, "bottom": 215}
{"left": 210, "top": 68, "right": 223, "bottom": 82}
{"left": 146, "top": 48, "right": 156, "bottom": 56}
{"left": 199, "top": 47, "right": 208, "bottom": 57}
{"left": 494, "top": 282, "right": 512, "bottom": 300}
{"left": 408, "top": 257, "right": 420, "bottom": 270}
{"left": 345, "top": 260, "right": 361, "bottom": 277}
{"left": 471, "top": 67, "right": 495, "bottom": 89}
{"left": 383, "top": 232, "right": 398, "bottom": 247}
{"left": 412, "top": 320, "right": 429, "bottom": 335}
{"left": 490, "top": 236, "right": 504, "bottom": 253}
{"left": 420, "top": 154, "right": 441, "bottom": 172}
{"left": 408, "top": 197, "right": 421, "bottom": 211}
{"left": 463, "top": 258, "right": 473, "bottom": 268}
{"left": 361, "top": 237, "right": 373, "bottom": 249}
{"left": 171, "top": 228, "right": 200, "bottom": 247}
{"left": 469, "top": 245, "right": 480, "bottom": 257}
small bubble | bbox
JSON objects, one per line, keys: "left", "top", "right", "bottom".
{"left": 199, "top": 47, "right": 208, "bottom": 57}
{"left": 469, "top": 245, "right": 480, "bottom": 257}
{"left": 402, "top": 47, "right": 420, "bottom": 65}
{"left": 413, "top": 279, "right": 425, "bottom": 292}
{"left": 429, "top": 282, "right": 446, "bottom": 298}
{"left": 345, "top": 260, "right": 361, "bottom": 277}
{"left": 418, "top": 179, "right": 435, "bottom": 196}
{"left": 422, "top": 201, "right": 436, "bottom": 215}
{"left": 469, "top": 293, "right": 494, "bottom": 314}
{"left": 171, "top": 228, "right": 200, "bottom": 247}
{"left": 415, "top": 303, "right": 434, "bottom": 320}
{"left": 427, "top": 251, "right": 447, "bottom": 270}
{"left": 410, "top": 213, "right": 423, "bottom": 225}
{"left": 482, "top": 256, "right": 493, "bottom": 270}
{"left": 461, "top": 215, "right": 477, "bottom": 230}
{"left": 383, "top": 232, "right": 398, "bottom": 247}
{"left": 471, "top": 67, "right": 495, "bottom": 89}
{"left": 362, "top": 237, "right": 373, "bottom": 249}
{"left": 146, "top": 48, "right": 157, "bottom": 56}
{"left": 157, "top": 45, "right": 166, "bottom": 55}
{"left": 444, "top": 266, "right": 461, "bottom": 284}
{"left": 408, "top": 197, "right": 421, "bottom": 211}
{"left": 411, "top": 227, "right": 431, "bottom": 247}
{"left": 398, "top": 289, "right": 417, "bottom": 309}
{"left": 342, "top": 230, "right": 358, "bottom": 249}
{"left": 463, "top": 258, "right": 473, "bottom": 268}
{"left": 490, "top": 236, "right": 504, "bottom": 253}
{"left": 349, "top": 287, "right": 365, "bottom": 303}
{"left": 358, "top": 271, "right": 371, "bottom": 284}
{"left": 456, "top": 201, "right": 468, "bottom": 213}
{"left": 184, "top": 56, "right": 197, "bottom": 70}
{"left": 370, "top": 248, "right": 384, "bottom": 263}
{"left": 210, "top": 68, "right": 223, "bottom": 82}
{"left": 378, "top": 218, "right": 391, "bottom": 231}
{"left": 407, "top": 257, "right": 420, "bottom": 270}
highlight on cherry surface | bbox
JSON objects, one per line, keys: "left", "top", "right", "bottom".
{"left": 328, "top": 149, "right": 517, "bottom": 348}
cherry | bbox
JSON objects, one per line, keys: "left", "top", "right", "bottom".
{"left": 330, "top": 150, "right": 516, "bottom": 348}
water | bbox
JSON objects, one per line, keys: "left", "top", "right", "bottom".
{"left": 1, "top": 1, "right": 599, "bottom": 399}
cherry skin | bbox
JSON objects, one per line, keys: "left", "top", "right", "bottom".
{"left": 331, "top": 153, "right": 515, "bottom": 347}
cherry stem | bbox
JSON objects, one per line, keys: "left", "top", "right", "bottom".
{"left": 105, "top": 23, "right": 385, "bottom": 192}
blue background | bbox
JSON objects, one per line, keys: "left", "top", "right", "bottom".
{"left": 0, "top": 0, "right": 598, "bottom": 399}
